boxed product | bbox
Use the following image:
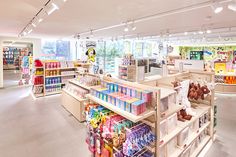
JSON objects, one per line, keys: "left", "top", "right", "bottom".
{"left": 190, "top": 120, "right": 199, "bottom": 135}
{"left": 167, "top": 137, "right": 177, "bottom": 156}
{"left": 160, "top": 120, "right": 167, "bottom": 139}
{"left": 167, "top": 113, "right": 178, "bottom": 134}
{"left": 160, "top": 97, "right": 169, "bottom": 113}
{"left": 177, "top": 127, "right": 189, "bottom": 147}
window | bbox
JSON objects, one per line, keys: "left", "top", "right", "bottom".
{"left": 41, "top": 40, "right": 70, "bottom": 60}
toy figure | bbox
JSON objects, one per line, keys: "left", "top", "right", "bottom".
{"left": 86, "top": 47, "right": 96, "bottom": 63}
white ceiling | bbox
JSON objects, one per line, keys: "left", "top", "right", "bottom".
{"left": 0, "top": 0, "right": 236, "bottom": 39}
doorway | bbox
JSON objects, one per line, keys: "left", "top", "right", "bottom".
{"left": 3, "top": 41, "right": 33, "bottom": 88}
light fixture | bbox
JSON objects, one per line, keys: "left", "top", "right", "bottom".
{"left": 90, "top": 30, "right": 94, "bottom": 38}
{"left": 193, "top": 32, "right": 197, "bottom": 35}
{"left": 32, "top": 22, "right": 37, "bottom": 28}
{"left": 184, "top": 32, "right": 188, "bottom": 35}
{"left": 23, "top": 31, "right": 27, "bottom": 36}
{"left": 28, "top": 29, "right": 33, "bottom": 34}
{"left": 228, "top": 1, "right": 236, "bottom": 11}
{"left": 38, "top": 18, "right": 43, "bottom": 23}
{"left": 211, "top": 1, "right": 223, "bottom": 14}
{"left": 63, "top": 0, "right": 67, "bottom": 2}
{"left": 206, "top": 30, "right": 212, "bottom": 34}
{"left": 198, "top": 31, "right": 204, "bottom": 34}
{"left": 47, "top": 3, "right": 59, "bottom": 15}
{"left": 132, "top": 26, "right": 137, "bottom": 31}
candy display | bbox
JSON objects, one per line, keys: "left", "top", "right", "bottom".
{"left": 33, "top": 86, "right": 44, "bottom": 94}
{"left": 45, "top": 70, "right": 60, "bottom": 76}
{"left": 33, "top": 76, "right": 44, "bottom": 85}
{"left": 85, "top": 104, "right": 155, "bottom": 157}
{"left": 91, "top": 81, "right": 153, "bottom": 116}
{"left": 215, "top": 75, "right": 236, "bottom": 84}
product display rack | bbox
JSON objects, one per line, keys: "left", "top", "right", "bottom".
{"left": 118, "top": 65, "right": 136, "bottom": 82}
{"left": 32, "top": 66, "right": 44, "bottom": 98}
{"left": 215, "top": 73, "right": 236, "bottom": 94}
{"left": 44, "top": 61, "right": 76, "bottom": 96}
{"left": 62, "top": 74, "right": 101, "bottom": 122}
{"left": 139, "top": 70, "right": 216, "bottom": 157}
{"left": 85, "top": 76, "right": 160, "bottom": 157}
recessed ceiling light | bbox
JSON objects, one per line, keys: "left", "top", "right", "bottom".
{"left": 193, "top": 32, "right": 197, "bottom": 35}
{"left": 184, "top": 32, "right": 188, "bottom": 35}
{"left": 211, "top": 1, "right": 223, "bottom": 14}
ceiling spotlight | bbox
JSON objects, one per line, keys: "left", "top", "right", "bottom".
{"left": 47, "top": 3, "right": 59, "bottom": 15}
{"left": 228, "top": 1, "right": 236, "bottom": 11}
{"left": 32, "top": 23, "right": 37, "bottom": 28}
{"left": 193, "top": 32, "right": 197, "bottom": 35}
{"left": 63, "top": 0, "right": 67, "bottom": 2}
{"left": 28, "top": 29, "right": 33, "bottom": 34}
{"left": 23, "top": 31, "right": 27, "bottom": 36}
{"left": 198, "top": 31, "right": 204, "bottom": 34}
{"left": 38, "top": 18, "right": 43, "bottom": 23}
{"left": 211, "top": 1, "right": 223, "bottom": 14}
{"left": 132, "top": 26, "right": 137, "bottom": 31}
{"left": 124, "top": 27, "right": 129, "bottom": 32}
{"left": 184, "top": 32, "right": 188, "bottom": 35}
{"left": 206, "top": 30, "right": 212, "bottom": 34}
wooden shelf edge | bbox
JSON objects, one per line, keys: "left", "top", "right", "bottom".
{"left": 62, "top": 89, "right": 87, "bottom": 102}
{"left": 86, "top": 94, "right": 155, "bottom": 123}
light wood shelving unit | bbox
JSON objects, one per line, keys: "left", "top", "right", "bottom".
{"left": 138, "top": 70, "right": 216, "bottom": 157}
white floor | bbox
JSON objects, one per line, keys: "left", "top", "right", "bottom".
{"left": 0, "top": 71, "right": 235, "bottom": 157}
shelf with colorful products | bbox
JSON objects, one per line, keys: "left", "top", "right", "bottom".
{"left": 32, "top": 59, "right": 45, "bottom": 98}
{"left": 118, "top": 65, "right": 136, "bottom": 82}
{"left": 85, "top": 76, "right": 159, "bottom": 157}
{"left": 44, "top": 60, "right": 77, "bottom": 95}
{"left": 214, "top": 61, "right": 236, "bottom": 93}
{"left": 61, "top": 74, "right": 101, "bottom": 122}
{"left": 139, "top": 70, "right": 216, "bottom": 157}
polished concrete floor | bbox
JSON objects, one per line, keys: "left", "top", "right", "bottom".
{"left": 0, "top": 71, "right": 235, "bottom": 157}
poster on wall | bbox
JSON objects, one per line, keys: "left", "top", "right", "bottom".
{"left": 85, "top": 41, "right": 96, "bottom": 63}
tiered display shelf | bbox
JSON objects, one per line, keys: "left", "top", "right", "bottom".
{"left": 62, "top": 75, "right": 101, "bottom": 122}
{"left": 215, "top": 73, "right": 236, "bottom": 94}
{"left": 86, "top": 76, "right": 159, "bottom": 157}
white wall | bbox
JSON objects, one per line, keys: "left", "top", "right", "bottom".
{"left": 0, "top": 36, "right": 42, "bottom": 88}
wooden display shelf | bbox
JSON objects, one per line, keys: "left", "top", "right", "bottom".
{"left": 160, "top": 104, "right": 210, "bottom": 147}
{"left": 45, "top": 83, "right": 63, "bottom": 86}
{"left": 31, "top": 92, "right": 44, "bottom": 99}
{"left": 179, "top": 121, "right": 210, "bottom": 150}
{"left": 34, "top": 74, "right": 44, "bottom": 77}
{"left": 45, "top": 91, "right": 62, "bottom": 96}
{"left": 45, "top": 74, "right": 75, "bottom": 78}
{"left": 190, "top": 136, "right": 211, "bottom": 157}
{"left": 34, "top": 84, "right": 44, "bottom": 86}
{"left": 169, "top": 147, "right": 183, "bottom": 157}
{"left": 69, "top": 80, "right": 92, "bottom": 90}
{"left": 86, "top": 94, "right": 155, "bottom": 123}
{"left": 45, "top": 67, "right": 76, "bottom": 70}
{"left": 161, "top": 105, "right": 183, "bottom": 121}
{"left": 62, "top": 89, "right": 86, "bottom": 101}
{"left": 35, "top": 66, "right": 44, "bottom": 69}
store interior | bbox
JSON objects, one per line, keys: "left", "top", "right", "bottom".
{"left": 0, "top": 0, "right": 236, "bottom": 157}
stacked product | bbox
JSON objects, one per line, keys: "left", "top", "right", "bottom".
{"left": 76, "top": 75, "right": 101, "bottom": 86}
{"left": 45, "top": 85, "right": 61, "bottom": 93}
{"left": 121, "top": 54, "right": 135, "bottom": 66}
{"left": 85, "top": 104, "right": 155, "bottom": 157}
{"left": 90, "top": 81, "right": 153, "bottom": 116}
{"left": 45, "top": 61, "right": 61, "bottom": 69}
{"left": 215, "top": 75, "right": 236, "bottom": 84}
{"left": 45, "top": 70, "right": 60, "bottom": 76}
{"left": 64, "top": 83, "right": 89, "bottom": 99}
{"left": 61, "top": 71, "right": 75, "bottom": 76}
{"left": 32, "top": 59, "right": 44, "bottom": 96}
{"left": 45, "top": 77, "right": 61, "bottom": 85}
